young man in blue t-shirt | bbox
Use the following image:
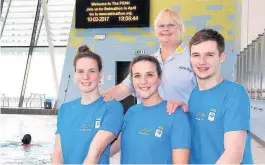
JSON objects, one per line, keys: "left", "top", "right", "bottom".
{"left": 188, "top": 29, "right": 253, "bottom": 164}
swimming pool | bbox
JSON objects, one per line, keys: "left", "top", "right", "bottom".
{"left": 0, "top": 114, "right": 56, "bottom": 164}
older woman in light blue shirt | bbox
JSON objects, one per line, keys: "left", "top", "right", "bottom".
{"left": 103, "top": 8, "right": 196, "bottom": 110}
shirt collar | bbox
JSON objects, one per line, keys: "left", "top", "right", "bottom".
{"left": 154, "top": 42, "right": 188, "bottom": 63}
{"left": 157, "top": 42, "right": 187, "bottom": 55}
{"left": 175, "top": 42, "right": 187, "bottom": 54}
{"left": 153, "top": 51, "right": 163, "bottom": 64}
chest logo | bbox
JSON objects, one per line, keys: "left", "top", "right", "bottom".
{"left": 95, "top": 118, "right": 101, "bottom": 128}
{"left": 155, "top": 126, "right": 163, "bottom": 138}
{"left": 139, "top": 128, "right": 153, "bottom": 136}
{"left": 195, "top": 112, "right": 206, "bottom": 120}
{"left": 79, "top": 123, "right": 93, "bottom": 131}
{"left": 208, "top": 108, "right": 216, "bottom": 122}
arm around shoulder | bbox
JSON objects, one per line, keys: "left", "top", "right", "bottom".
{"left": 103, "top": 83, "right": 132, "bottom": 101}
{"left": 102, "top": 74, "right": 134, "bottom": 101}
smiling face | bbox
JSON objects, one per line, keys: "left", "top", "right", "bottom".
{"left": 131, "top": 61, "right": 161, "bottom": 100}
{"left": 190, "top": 40, "right": 225, "bottom": 80}
{"left": 155, "top": 18, "right": 181, "bottom": 45}
{"left": 154, "top": 9, "right": 183, "bottom": 45}
{"left": 74, "top": 57, "right": 102, "bottom": 94}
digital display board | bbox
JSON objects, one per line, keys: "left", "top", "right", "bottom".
{"left": 75, "top": 0, "right": 150, "bottom": 28}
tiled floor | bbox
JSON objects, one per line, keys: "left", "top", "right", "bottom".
{"left": 0, "top": 114, "right": 264, "bottom": 164}
{"left": 252, "top": 139, "right": 265, "bottom": 164}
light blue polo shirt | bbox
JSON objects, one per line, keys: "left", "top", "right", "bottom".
{"left": 122, "top": 42, "right": 197, "bottom": 104}
{"left": 121, "top": 100, "right": 191, "bottom": 164}
{"left": 56, "top": 97, "right": 124, "bottom": 164}
{"left": 188, "top": 80, "right": 253, "bottom": 164}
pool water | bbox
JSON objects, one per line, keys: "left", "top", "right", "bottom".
{"left": 0, "top": 114, "right": 56, "bottom": 164}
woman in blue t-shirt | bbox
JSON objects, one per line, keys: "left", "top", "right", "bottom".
{"left": 51, "top": 45, "right": 124, "bottom": 164}
{"left": 110, "top": 55, "right": 191, "bottom": 164}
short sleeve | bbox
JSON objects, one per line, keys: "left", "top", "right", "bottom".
{"left": 99, "top": 101, "right": 124, "bottom": 136}
{"left": 55, "top": 104, "right": 65, "bottom": 134}
{"left": 222, "top": 85, "right": 250, "bottom": 132}
{"left": 170, "top": 109, "right": 191, "bottom": 149}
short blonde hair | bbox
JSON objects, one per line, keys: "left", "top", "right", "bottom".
{"left": 154, "top": 8, "right": 185, "bottom": 32}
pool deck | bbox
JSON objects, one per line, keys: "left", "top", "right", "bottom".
{"left": 0, "top": 114, "right": 264, "bottom": 164}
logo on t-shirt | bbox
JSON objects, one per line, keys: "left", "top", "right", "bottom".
{"left": 155, "top": 126, "right": 163, "bottom": 138}
{"left": 208, "top": 108, "right": 216, "bottom": 121}
{"left": 79, "top": 123, "right": 93, "bottom": 131}
{"left": 139, "top": 128, "right": 153, "bottom": 136}
{"left": 95, "top": 118, "right": 101, "bottom": 128}
{"left": 195, "top": 112, "right": 206, "bottom": 120}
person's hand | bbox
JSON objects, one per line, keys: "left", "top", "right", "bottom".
{"left": 102, "top": 94, "right": 116, "bottom": 102}
{"left": 166, "top": 100, "right": 188, "bottom": 115}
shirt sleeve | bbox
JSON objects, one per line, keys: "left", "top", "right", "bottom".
{"left": 170, "top": 109, "right": 191, "bottom": 149}
{"left": 99, "top": 101, "right": 124, "bottom": 136}
{"left": 222, "top": 85, "right": 250, "bottom": 132}
{"left": 121, "top": 73, "right": 136, "bottom": 95}
{"left": 55, "top": 104, "right": 65, "bottom": 134}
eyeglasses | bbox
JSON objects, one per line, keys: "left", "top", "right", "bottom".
{"left": 156, "top": 23, "right": 177, "bottom": 29}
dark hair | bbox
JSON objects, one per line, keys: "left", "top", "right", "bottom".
{"left": 189, "top": 28, "right": 225, "bottom": 54}
{"left": 21, "top": 134, "right": 31, "bottom": 145}
{"left": 130, "top": 55, "right": 162, "bottom": 79}
{"left": 73, "top": 45, "right": 102, "bottom": 72}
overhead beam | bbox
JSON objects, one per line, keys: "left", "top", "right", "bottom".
{"left": 41, "top": 0, "right": 59, "bottom": 97}
{"left": 18, "top": 0, "right": 42, "bottom": 107}
{"left": 0, "top": 0, "right": 11, "bottom": 38}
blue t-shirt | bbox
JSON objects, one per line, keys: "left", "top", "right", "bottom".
{"left": 56, "top": 97, "right": 124, "bottom": 164}
{"left": 188, "top": 80, "right": 253, "bottom": 164}
{"left": 121, "top": 100, "right": 191, "bottom": 164}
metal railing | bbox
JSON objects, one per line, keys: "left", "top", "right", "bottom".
{"left": 1, "top": 93, "right": 46, "bottom": 108}
{"left": 1, "top": 94, "right": 10, "bottom": 107}
{"left": 237, "top": 29, "right": 265, "bottom": 100}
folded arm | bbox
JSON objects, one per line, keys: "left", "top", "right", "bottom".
{"left": 216, "top": 130, "right": 247, "bottom": 164}
{"left": 172, "top": 148, "right": 190, "bottom": 164}
{"left": 83, "top": 130, "right": 117, "bottom": 164}
{"left": 110, "top": 133, "right": 121, "bottom": 157}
